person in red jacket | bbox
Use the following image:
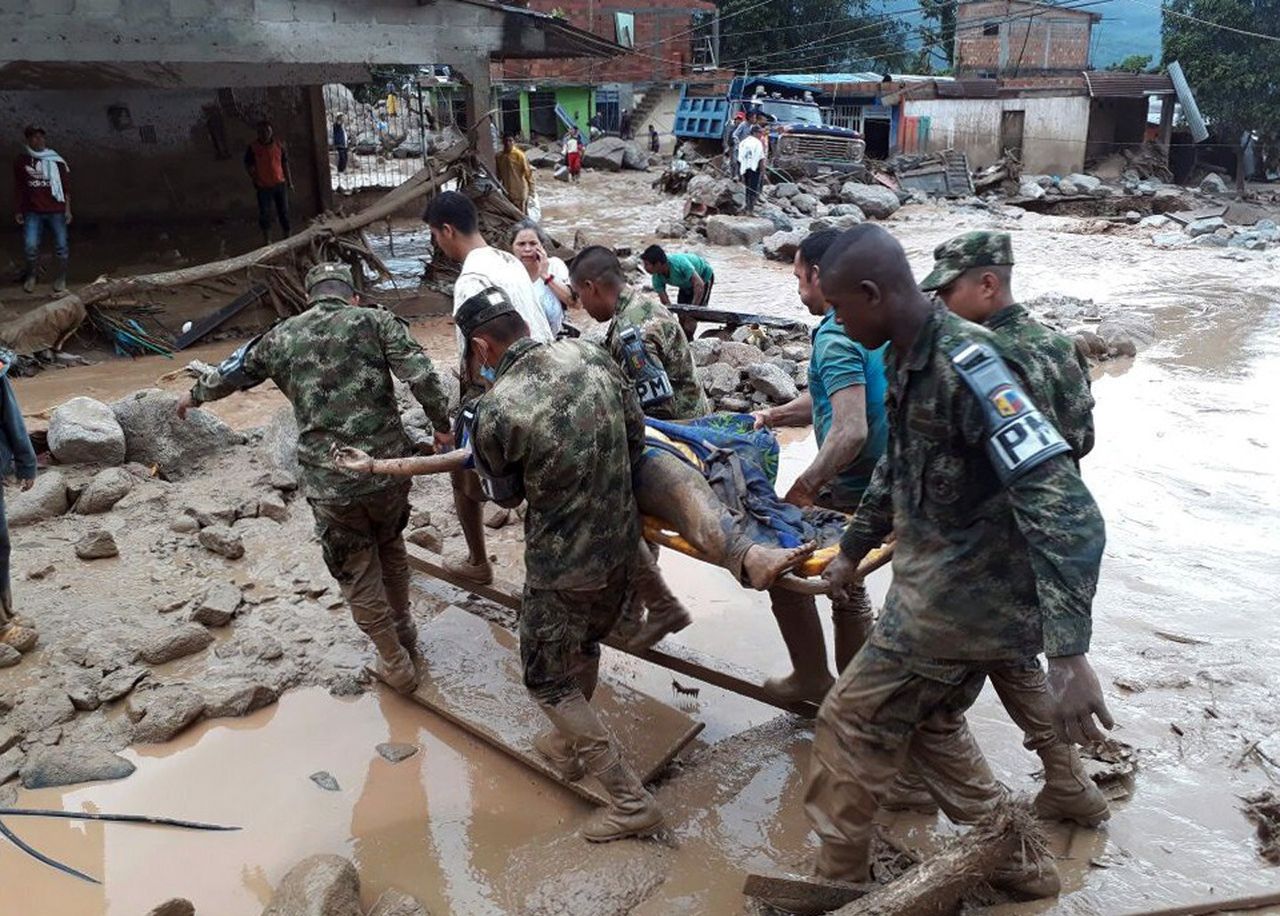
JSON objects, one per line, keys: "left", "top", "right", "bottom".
{"left": 13, "top": 125, "right": 72, "bottom": 294}
{"left": 244, "top": 120, "right": 293, "bottom": 245}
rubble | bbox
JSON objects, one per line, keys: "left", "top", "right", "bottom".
{"left": 47, "top": 396, "right": 127, "bottom": 465}
{"left": 192, "top": 582, "right": 243, "bottom": 627}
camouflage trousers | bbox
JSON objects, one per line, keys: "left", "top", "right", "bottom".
{"left": 308, "top": 482, "right": 413, "bottom": 639}
{"left": 520, "top": 561, "right": 634, "bottom": 707}
{"left": 804, "top": 644, "right": 1008, "bottom": 880}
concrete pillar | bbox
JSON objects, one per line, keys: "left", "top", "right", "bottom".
{"left": 1158, "top": 94, "right": 1175, "bottom": 150}
{"left": 304, "top": 84, "right": 333, "bottom": 214}
{"left": 457, "top": 60, "right": 496, "bottom": 173}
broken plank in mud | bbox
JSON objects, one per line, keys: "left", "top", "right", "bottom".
{"left": 667, "top": 305, "right": 806, "bottom": 331}
{"left": 174, "top": 283, "right": 269, "bottom": 349}
{"left": 406, "top": 545, "right": 820, "bottom": 718}
{"left": 742, "top": 871, "right": 867, "bottom": 913}
{"left": 385, "top": 605, "right": 704, "bottom": 806}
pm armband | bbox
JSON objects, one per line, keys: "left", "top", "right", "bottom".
{"left": 949, "top": 342, "right": 1070, "bottom": 484}
{"left": 617, "top": 325, "right": 674, "bottom": 409}
{"left": 202, "top": 332, "right": 267, "bottom": 393}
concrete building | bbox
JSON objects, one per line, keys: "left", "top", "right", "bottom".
{"left": 954, "top": 0, "right": 1101, "bottom": 77}
{"left": 0, "top": 0, "right": 616, "bottom": 258}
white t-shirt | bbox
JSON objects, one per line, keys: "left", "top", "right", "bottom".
{"left": 564, "top": 136, "right": 581, "bottom": 155}
{"left": 738, "top": 135, "right": 765, "bottom": 173}
{"left": 532, "top": 256, "right": 570, "bottom": 336}
{"left": 453, "top": 246, "right": 553, "bottom": 359}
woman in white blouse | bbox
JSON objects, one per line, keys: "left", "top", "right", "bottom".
{"left": 510, "top": 219, "right": 573, "bottom": 335}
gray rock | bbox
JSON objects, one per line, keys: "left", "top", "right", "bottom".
{"left": 705, "top": 215, "right": 776, "bottom": 247}
{"left": 838, "top": 182, "right": 900, "bottom": 219}
{"left": 1190, "top": 234, "right": 1229, "bottom": 248}
{"left": 1018, "top": 180, "right": 1046, "bottom": 200}
{"left": 129, "top": 685, "right": 205, "bottom": 743}
{"left": 8, "top": 686, "right": 76, "bottom": 736}
{"left": 310, "top": 771, "right": 341, "bottom": 792}
{"left": 0, "top": 644, "right": 19, "bottom": 668}
{"left": 258, "top": 492, "right": 289, "bottom": 523}
{"left": 98, "top": 665, "right": 147, "bottom": 704}
{"left": 203, "top": 681, "right": 279, "bottom": 719}
{"left": 262, "top": 405, "right": 300, "bottom": 477}
{"left": 198, "top": 524, "right": 245, "bottom": 560}
{"left": 790, "top": 192, "right": 820, "bottom": 215}
{"left": 688, "top": 337, "right": 723, "bottom": 367}
{"left": 0, "top": 726, "right": 16, "bottom": 754}
{"left": 137, "top": 623, "right": 214, "bottom": 665}
{"left": 827, "top": 203, "right": 866, "bottom": 218}
{"left": 368, "top": 888, "right": 429, "bottom": 916}
{"left": 269, "top": 470, "right": 299, "bottom": 492}
{"left": 716, "top": 341, "right": 768, "bottom": 370}
{"left": 1151, "top": 232, "right": 1188, "bottom": 249}
{"left": 1185, "top": 216, "right": 1227, "bottom": 237}
{"left": 1255, "top": 218, "right": 1278, "bottom": 232}
{"left": 0, "top": 747, "right": 24, "bottom": 785}
{"left": 263, "top": 854, "right": 361, "bottom": 916}
{"left": 73, "top": 467, "right": 133, "bottom": 514}
{"left": 581, "top": 136, "right": 628, "bottom": 171}
{"left": 1098, "top": 313, "right": 1157, "bottom": 355}
{"left": 8, "top": 470, "right": 69, "bottom": 528}
{"left": 48, "top": 397, "right": 127, "bottom": 465}
{"left": 192, "top": 582, "right": 242, "bottom": 627}
{"left": 376, "top": 742, "right": 420, "bottom": 763}
{"left": 1199, "top": 172, "right": 1229, "bottom": 194}
{"left": 746, "top": 363, "right": 800, "bottom": 404}
{"left": 700, "top": 363, "right": 741, "bottom": 399}
{"left": 773, "top": 182, "right": 800, "bottom": 199}
{"left": 1139, "top": 214, "right": 1173, "bottom": 229}
{"left": 654, "top": 218, "right": 686, "bottom": 239}
{"left": 65, "top": 668, "right": 102, "bottom": 711}
{"left": 20, "top": 745, "right": 136, "bottom": 789}
{"left": 762, "top": 228, "right": 806, "bottom": 262}
{"left": 144, "top": 900, "right": 195, "bottom": 916}
{"left": 686, "top": 174, "right": 745, "bottom": 214}
{"left": 75, "top": 528, "right": 119, "bottom": 560}
{"left": 1057, "top": 178, "right": 1080, "bottom": 196}
{"left": 112, "top": 389, "right": 243, "bottom": 473}
{"left": 780, "top": 343, "right": 810, "bottom": 362}
{"left": 809, "top": 213, "right": 864, "bottom": 233}
{"left": 406, "top": 526, "right": 443, "bottom": 553}
{"left": 1065, "top": 173, "right": 1102, "bottom": 193}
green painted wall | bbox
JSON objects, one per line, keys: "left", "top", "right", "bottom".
{"left": 554, "top": 87, "right": 594, "bottom": 133}
{"left": 519, "top": 91, "right": 531, "bottom": 140}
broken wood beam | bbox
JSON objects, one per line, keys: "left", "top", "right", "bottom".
{"left": 667, "top": 305, "right": 807, "bottom": 331}
{"left": 174, "top": 284, "right": 269, "bottom": 350}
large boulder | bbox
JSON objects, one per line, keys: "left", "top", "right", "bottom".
{"left": 705, "top": 215, "right": 775, "bottom": 247}
{"left": 581, "top": 136, "right": 628, "bottom": 172}
{"left": 839, "top": 182, "right": 900, "bottom": 219}
{"left": 47, "top": 397, "right": 126, "bottom": 465}
{"left": 790, "top": 192, "right": 820, "bottom": 215}
{"left": 262, "top": 405, "right": 300, "bottom": 476}
{"left": 73, "top": 467, "right": 133, "bottom": 514}
{"left": 20, "top": 745, "right": 136, "bottom": 789}
{"left": 111, "top": 389, "right": 243, "bottom": 473}
{"left": 1065, "top": 173, "right": 1102, "bottom": 194}
{"left": 621, "top": 142, "right": 651, "bottom": 171}
{"left": 687, "top": 174, "right": 745, "bottom": 214}
{"left": 700, "top": 362, "right": 742, "bottom": 399}
{"left": 7, "top": 470, "right": 68, "bottom": 527}
{"left": 263, "top": 854, "right": 362, "bottom": 916}
{"left": 525, "top": 149, "right": 560, "bottom": 169}
{"left": 746, "top": 363, "right": 800, "bottom": 403}
{"left": 763, "top": 229, "right": 806, "bottom": 262}
{"left": 1097, "top": 313, "right": 1157, "bottom": 357}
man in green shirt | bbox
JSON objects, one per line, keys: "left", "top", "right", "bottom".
{"left": 640, "top": 245, "right": 714, "bottom": 338}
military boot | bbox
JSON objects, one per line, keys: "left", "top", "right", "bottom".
{"left": 21, "top": 259, "right": 37, "bottom": 294}
{"left": 880, "top": 771, "right": 940, "bottom": 815}
{"left": 580, "top": 757, "right": 664, "bottom": 842}
{"left": 763, "top": 590, "right": 834, "bottom": 707}
{"left": 533, "top": 728, "right": 586, "bottom": 782}
{"left": 1035, "top": 743, "right": 1110, "bottom": 827}
{"left": 626, "top": 543, "right": 691, "bottom": 650}
{"left": 990, "top": 849, "right": 1062, "bottom": 900}
{"left": 394, "top": 612, "right": 422, "bottom": 663}
{"left": 368, "top": 626, "right": 418, "bottom": 694}
{"left": 52, "top": 257, "right": 68, "bottom": 294}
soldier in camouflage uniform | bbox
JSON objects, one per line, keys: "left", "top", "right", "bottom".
{"left": 757, "top": 226, "right": 1113, "bottom": 905}
{"left": 178, "top": 263, "right": 450, "bottom": 695}
{"left": 460, "top": 286, "right": 664, "bottom": 843}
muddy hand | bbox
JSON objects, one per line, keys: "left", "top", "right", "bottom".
{"left": 1046, "top": 654, "right": 1115, "bottom": 745}
{"left": 821, "top": 549, "right": 864, "bottom": 606}
{"left": 175, "top": 391, "right": 195, "bottom": 420}
{"left": 331, "top": 444, "right": 374, "bottom": 473}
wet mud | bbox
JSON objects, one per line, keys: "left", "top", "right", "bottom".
{"left": 4, "top": 170, "right": 1280, "bottom": 914}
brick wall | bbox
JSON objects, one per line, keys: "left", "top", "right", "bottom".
{"left": 955, "top": 0, "right": 1095, "bottom": 74}
{"left": 497, "top": 0, "right": 715, "bottom": 84}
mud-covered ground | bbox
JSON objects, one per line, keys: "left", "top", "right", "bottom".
{"left": 2, "top": 170, "right": 1279, "bottom": 915}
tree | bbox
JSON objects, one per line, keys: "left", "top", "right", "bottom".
{"left": 917, "top": 0, "right": 958, "bottom": 70}
{"left": 706, "top": 0, "right": 915, "bottom": 73}
{"left": 1163, "top": 0, "right": 1280, "bottom": 188}
{"left": 1107, "top": 53, "right": 1154, "bottom": 72}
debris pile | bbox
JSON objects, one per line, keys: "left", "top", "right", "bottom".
{"left": 690, "top": 326, "right": 812, "bottom": 413}
{"left": 1019, "top": 292, "right": 1155, "bottom": 363}
{"left": 1146, "top": 215, "right": 1278, "bottom": 252}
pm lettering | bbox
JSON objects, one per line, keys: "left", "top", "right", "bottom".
{"left": 637, "top": 373, "right": 674, "bottom": 407}
{"left": 993, "top": 411, "right": 1064, "bottom": 470}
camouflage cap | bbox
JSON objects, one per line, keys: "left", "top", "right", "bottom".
{"left": 919, "top": 231, "right": 1014, "bottom": 292}
{"left": 305, "top": 262, "right": 355, "bottom": 293}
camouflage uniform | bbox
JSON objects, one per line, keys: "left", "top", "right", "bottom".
{"left": 470, "top": 336, "right": 645, "bottom": 705}
{"left": 805, "top": 304, "right": 1105, "bottom": 878}
{"left": 190, "top": 264, "right": 450, "bottom": 644}
{"left": 605, "top": 291, "right": 709, "bottom": 422}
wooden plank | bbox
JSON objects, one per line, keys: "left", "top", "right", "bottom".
{"left": 406, "top": 544, "right": 821, "bottom": 717}
{"left": 742, "top": 872, "right": 867, "bottom": 913}
{"left": 666, "top": 305, "right": 806, "bottom": 331}
{"left": 174, "top": 283, "right": 269, "bottom": 350}
{"left": 394, "top": 606, "right": 704, "bottom": 806}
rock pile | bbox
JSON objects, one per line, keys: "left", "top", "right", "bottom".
{"left": 691, "top": 326, "right": 812, "bottom": 412}
{"left": 1148, "top": 216, "right": 1278, "bottom": 252}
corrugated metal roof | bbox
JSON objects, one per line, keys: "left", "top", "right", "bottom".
{"left": 1081, "top": 71, "right": 1176, "bottom": 97}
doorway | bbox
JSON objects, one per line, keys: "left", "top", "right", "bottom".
{"left": 1000, "top": 109, "right": 1025, "bottom": 159}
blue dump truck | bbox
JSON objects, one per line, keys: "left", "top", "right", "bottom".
{"left": 674, "top": 76, "right": 866, "bottom": 177}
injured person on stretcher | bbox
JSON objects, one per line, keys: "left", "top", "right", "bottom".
{"left": 332, "top": 412, "right": 854, "bottom": 644}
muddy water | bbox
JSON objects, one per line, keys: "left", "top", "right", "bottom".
{"left": 7, "top": 170, "right": 1280, "bottom": 914}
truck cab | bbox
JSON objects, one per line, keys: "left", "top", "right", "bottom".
{"left": 675, "top": 76, "right": 866, "bottom": 177}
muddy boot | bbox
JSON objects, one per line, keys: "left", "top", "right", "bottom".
{"left": 533, "top": 728, "right": 586, "bottom": 782}
{"left": 880, "top": 770, "right": 939, "bottom": 814}
{"left": 763, "top": 590, "right": 834, "bottom": 707}
{"left": 442, "top": 552, "right": 493, "bottom": 586}
{"left": 581, "top": 757, "right": 664, "bottom": 842}
{"left": 627, "top": 599, "right": 692, "bottom": 651}
{"left": 626, "top": 543, "right": 691, "bottom": 650}
{"left": 21, "top": 259, "right": 36, "bottom": 294}
{"left": 990, "top": 849, "right": 1062, "bottom": 900}
{"left": 1035, "top": 743, "right": 1110, "bottom": 827}
{"left": 831, "top": 607, "right": 873, "bottom": 674}
{"left": 0, "top": 621, "right": 38, "bottom": 654}
{"left": 51, "top": 258, "right": 68, "bottom": 293}
{"left": 369, "top": 627, "right": 418, "bottom": 694}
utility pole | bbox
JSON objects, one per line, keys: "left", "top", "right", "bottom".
{"left": 712, "top": 8, "right": 721, "bottom": 68}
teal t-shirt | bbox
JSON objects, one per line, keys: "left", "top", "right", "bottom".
{"left": 651, "top": 253, "right": 714, "bottom": 295}
{"left": 810, "top": 310, "right": 889, "bottom": 507}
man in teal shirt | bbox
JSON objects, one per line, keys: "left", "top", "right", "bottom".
{"left": 640, "top": 245, "right": 715, "bottom": 338}
{"left": 753, "top": 229, "right": 888, "bottom": 704}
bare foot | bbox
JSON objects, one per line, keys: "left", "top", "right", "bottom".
{"left": 743, "top": 541, "right": 817, "bottom": 591}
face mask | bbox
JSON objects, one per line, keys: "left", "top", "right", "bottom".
{"left": 479, "top": 365, "right": 497, "bottom": 383}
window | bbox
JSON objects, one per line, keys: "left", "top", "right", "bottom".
{"left": 983, "top": 21, "right": 1000, "bottom": 36}
{"left": 614, "top": 12, "right": 635, "bottom": 48}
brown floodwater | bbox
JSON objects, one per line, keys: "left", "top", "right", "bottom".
{"left": 6, "top": 171, "right": 1280, "bottom": 914}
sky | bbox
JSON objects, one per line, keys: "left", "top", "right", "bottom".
{"left": 1089, "top": 0, "right": 1163, "bottom": 66}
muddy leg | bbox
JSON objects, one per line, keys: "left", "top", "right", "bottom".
{"left": 447, "top": 468, "right": 493, "bottom": 584}
{"left": 831, "top": 580, "right": 875, "bottom": 673}
{"left": 763, "top": 587, "right": 834, "bottom": 706}
{"left": 626, "top": 538, "right": 691, "bottom": 650}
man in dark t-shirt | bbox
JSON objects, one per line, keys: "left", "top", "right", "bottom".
{"left": 13, "top": 125, "right": 72, "bottom": 294}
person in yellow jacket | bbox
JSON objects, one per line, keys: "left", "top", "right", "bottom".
{"left": 495, "top": 135, "right": 534, "bottom": 214}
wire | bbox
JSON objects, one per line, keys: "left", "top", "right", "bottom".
{"left": 1117, "top": 0, "right": 1280, "bottom": 42}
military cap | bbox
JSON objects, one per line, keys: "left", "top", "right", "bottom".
{"left": 456, "top": 286, "right": 517, "bottom": 340}
{"left": 919, "top": 231, "right": 1014, "bottom": 292}
{"left": 305, "top": 262, "right": 355, "bottom": 293}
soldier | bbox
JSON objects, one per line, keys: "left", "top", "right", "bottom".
{"left": 0, "top": 348, "right": 38, "bottom": 660}
{"left": 177, "top": 263, "right": 450, "bottom": 695}
{"left": 787, "top": 225, "right": 1112, "bottom": 903}
{"left": 458, "top": 285, "right": 664, "bottom": 842}
{"left": 896, "top": 229, "right": 1106, "bottom": 826}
